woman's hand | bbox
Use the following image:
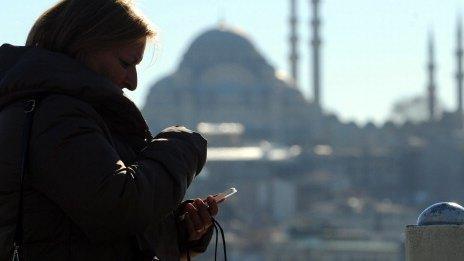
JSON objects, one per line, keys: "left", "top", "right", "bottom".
{"left": 182, "top": 196, "right": 219, "bottom": 241}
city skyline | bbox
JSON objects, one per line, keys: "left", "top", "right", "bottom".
{"left": 2, "top": 0, "right": 463, "bottom": 124}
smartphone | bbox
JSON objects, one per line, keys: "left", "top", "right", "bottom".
{"left": 212, "top": 187, "right": 237, "bottom": 203}
{"left": 178, "top": 188, "right": 238, "bottom": 221}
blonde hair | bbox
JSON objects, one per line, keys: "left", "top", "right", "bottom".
{"left": 26, "top": 0, "right": 156, "bottom": 57}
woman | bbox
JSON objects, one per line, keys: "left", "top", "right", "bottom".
{"left": 0, "top": 0, "right": 218, "bottom": 260}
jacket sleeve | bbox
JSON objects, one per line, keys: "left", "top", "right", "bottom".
{"left": 29, "top": 95, "right": 206, "bottom": 242}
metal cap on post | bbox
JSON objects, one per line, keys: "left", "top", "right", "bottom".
{"left": 405, "top": 202, "right": 464, "bottom": 261}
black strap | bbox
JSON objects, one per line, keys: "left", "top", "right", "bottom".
{"left": 213, "top": 221, "right": 219, "bottom": 261}
{"left": 212, "top": 217, "right": 227, "bottom": 261}
{"left": 12, "top": 98, "right": 40, "bottom": 260}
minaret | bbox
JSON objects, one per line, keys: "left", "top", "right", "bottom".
{"left": 457, "top": 16, "right": 463, "bottom": 115}
{"left": 310, "top": 0, "right": 322, "bottom": 108}
{"left": 289, "top": 0, "right": 299, "bottom": 88}
{"left": 427, "top": 32, "right": 437, "bottom": 121}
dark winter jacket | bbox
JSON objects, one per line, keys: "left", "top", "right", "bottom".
{"left": 0, "top": 44, "right": 210, "bottom": 260}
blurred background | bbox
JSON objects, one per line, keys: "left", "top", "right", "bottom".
{"left": 2, "top": 1, "right": 464, "bottom": 260}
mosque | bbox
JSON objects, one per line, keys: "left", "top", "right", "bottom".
{"left": 142, "top": 1, "right": 464, "bottom": 203}
{"left": 142, "top": 0, "right": 463, "bottom": 148}
{"left": 141, "top": 25, "right": 324, "bottom": 147}
{"left": 142, "top": 0, "right": 330, "bottom": 147}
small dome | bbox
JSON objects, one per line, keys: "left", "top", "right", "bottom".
{"left": 417, "top": 202, "right": 464, "bottom": 226}
{"left": 178, "top": 26, "right": 273, "bottom": 79}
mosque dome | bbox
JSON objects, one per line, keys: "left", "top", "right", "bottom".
{"left": 178, "top": 26, "right": 274, "bottom": 80}
{"left": 143, "top": 25, "right": 317, "bottom": 145}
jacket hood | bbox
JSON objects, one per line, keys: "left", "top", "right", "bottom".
{"left": 0, "top": 44, "right": 151, "bottom": 146}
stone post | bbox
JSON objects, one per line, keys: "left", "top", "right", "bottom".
{"left": 405, "top": 202, "right": 464, "bottom": 261}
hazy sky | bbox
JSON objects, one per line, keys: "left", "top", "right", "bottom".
{"left": 1, "top": 0, "right": 463, "bottom": 124}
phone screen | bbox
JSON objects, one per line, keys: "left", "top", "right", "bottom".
{"left": 213, "top": 187, "right": 237, "bottom": 203}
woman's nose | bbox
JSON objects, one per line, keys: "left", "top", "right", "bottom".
{"left": 123, "top": 67, "right": 138, "bottom": 90}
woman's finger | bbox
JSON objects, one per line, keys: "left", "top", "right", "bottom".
{"left": 206, "top": 196, "right": 219, "bottom": 216}
{"left": 184, "top": 216, "right": 201, "bottom": 241}
{"left": 186, "top": 203, "right": 203, "bottom": 232}
{"left": 194, "top": 199, "right": 212, "bottom": 229}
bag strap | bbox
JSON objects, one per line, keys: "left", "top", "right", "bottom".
{"left": 12, "top": 97, "right": 42, "bottom": 261}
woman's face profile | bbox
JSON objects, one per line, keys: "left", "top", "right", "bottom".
{"left": 81, "top": 37, "right": 146, "bottom": 91}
